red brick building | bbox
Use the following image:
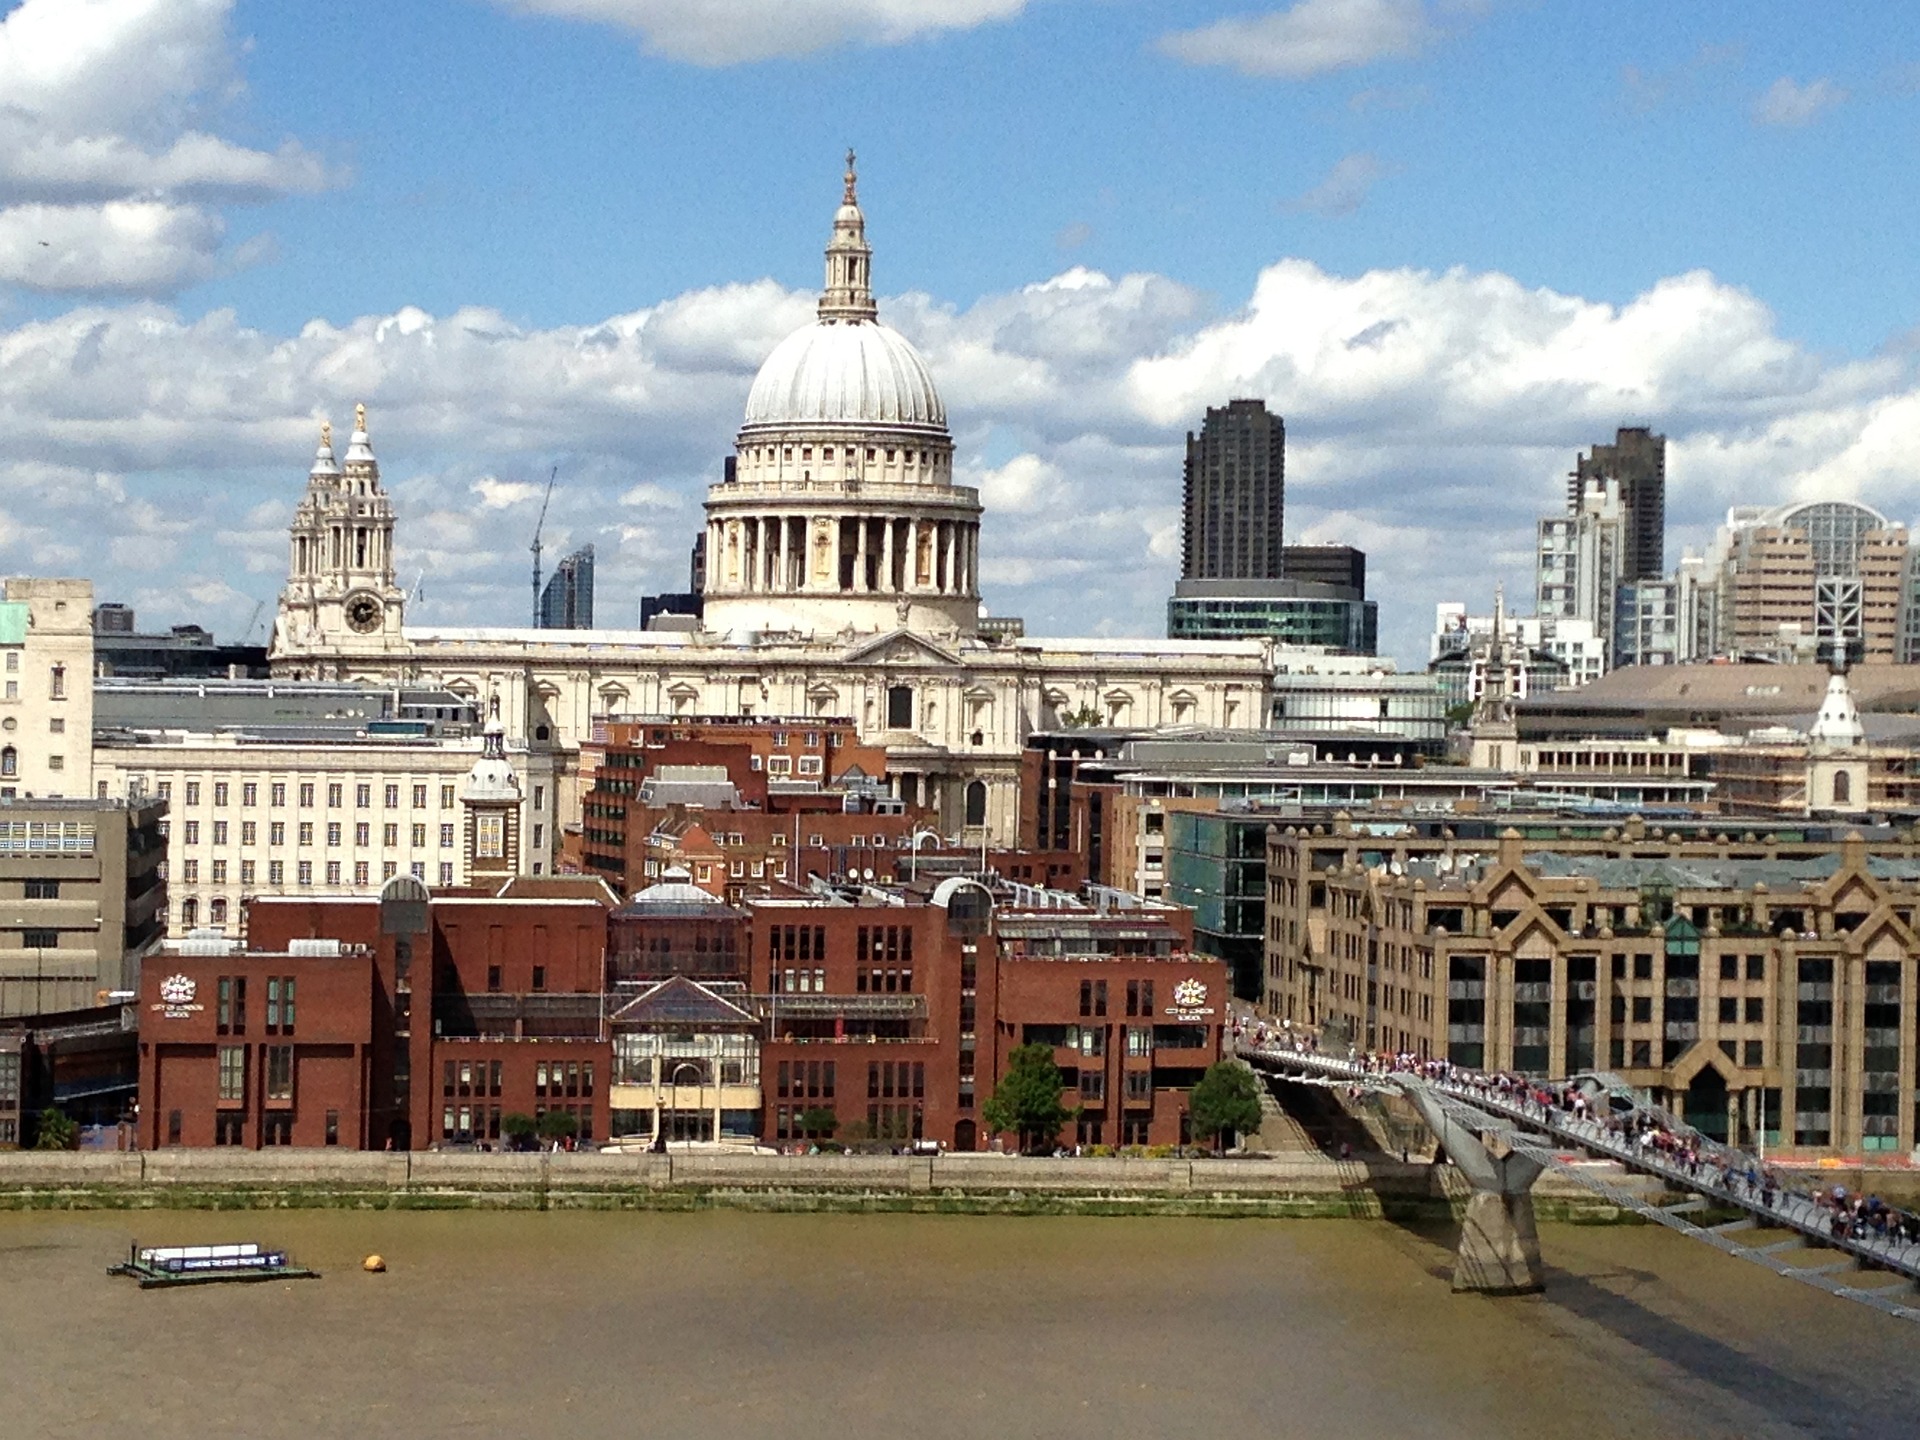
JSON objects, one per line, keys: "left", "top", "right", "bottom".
{"left": 138, "top": 871, "right": 1225, "bottom": 1154}
{"left": 140, "top": 879, "right": 615, "bottom": 1150}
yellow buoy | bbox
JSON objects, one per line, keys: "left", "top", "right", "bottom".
{"left": 362, "top": 1254, "right": 386, "bottom": 1273}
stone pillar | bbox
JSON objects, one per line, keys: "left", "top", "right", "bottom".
{"left": 881, "top": 516, "right": 896, "bottom": 593}
{"left": 855, "top": 516, "right": 870, "bottom": 593}
{"left": 1403, "top": 1088, "right": 1545, "bottom": 1295}
{"left": 776, "top": 516, "right": 789, "bottom": 592}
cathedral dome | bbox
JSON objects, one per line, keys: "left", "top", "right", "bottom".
{"left": 743, "top": 319, "right": 944, "bottom": 432}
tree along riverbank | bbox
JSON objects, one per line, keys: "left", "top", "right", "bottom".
{"left": 0, "top": 1148, "right": 1674, "bottom": 1219}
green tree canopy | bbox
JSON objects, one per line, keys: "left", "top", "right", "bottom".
{"left": 982, "top": 1043, "right": 1073, "bottom": 1154}
{"left": 1187, "top": 1062, "right": 1263, "bottom": 1153}
{"left": 537, "top": 1109, "right": 580, "bottom": 1141}
{"left": 33, "top": 1109, "right": 77, "bottom": 1151}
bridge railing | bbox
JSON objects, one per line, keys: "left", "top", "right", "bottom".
{"left": 1236, "top": 1037, "right": 1920, "bottom": 1314}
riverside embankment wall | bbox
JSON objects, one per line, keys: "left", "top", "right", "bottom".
{"left": 0, "top": 1150, "right": 1660, "bottom": 1219}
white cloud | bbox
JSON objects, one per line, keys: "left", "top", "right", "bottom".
{"left": 1287, "top": 153, "right": 1391, "bottom": 217}
{"left": 3, "top": 253, "right": 1920, "bottom": 661}
{"left": 0, "top": 0, "right": 339, "bottom": 296}
{"left": 1159, "top": 0, "right": 1435, "bottom": 79}
{"left": 0, "top": 201, "right": 225, "bottom": 293}
{"left": 492, "top": 0, "right": 1028, "bottom": 65}
{"left": 1753, "top": 76, "right": 1848, "bottom": 127}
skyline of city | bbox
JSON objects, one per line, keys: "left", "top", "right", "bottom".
{"left": 4, "top": 1, "right": 1920, "bottom": 663}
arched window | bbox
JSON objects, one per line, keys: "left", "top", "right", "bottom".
{"left": 964, "top": 780, "right": 988, "bottom": 828}
{"left": 0, "top": 746, "right": 15, "bottom": 778}
{"left": 209, "top": 898, "right": 228, "bottom": 926}
{"left": 1833, "top": 771, "right": 1852, "bottom": 804}
{"left": 180, "top": 897, "right": 198, "bottom": 928}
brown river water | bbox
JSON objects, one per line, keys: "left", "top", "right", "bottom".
{"left": 2, "top": 1210, "right": 1915, "bottom": 1440}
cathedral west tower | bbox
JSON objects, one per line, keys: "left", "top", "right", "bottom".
{"left": 271, "top": 404, "right": 408, "bottom": 673}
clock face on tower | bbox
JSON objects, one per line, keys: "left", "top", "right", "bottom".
{"left": 345, "top": 593, "right": 384, "bottom": 634}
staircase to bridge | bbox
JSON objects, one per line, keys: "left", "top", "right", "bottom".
{"left": 1237, "top": 1039, "right": 1920, "bottom": 1323}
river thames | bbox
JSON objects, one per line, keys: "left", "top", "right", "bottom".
{"left": 3, "top": 1210, "right": 1915, "bottom": 1439}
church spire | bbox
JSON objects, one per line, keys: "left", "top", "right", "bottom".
{"left": 818, "top": 148, "right": 877, "bottom": 324}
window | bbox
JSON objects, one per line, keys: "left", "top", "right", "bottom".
{"left": 0, "top": 747, "right": 13, "bottom": 779}
{"left": 325, "top": 1110, "right": 340, "bottom": 1146}
{"left": 441, "top": 784, "right": 456, "bottom": 808}
{"left": 240, "top": 860, "right": 255, "bottom": 885}
{"left": 383, "top": 823, "right": 398, "bottom": 847}
{"left": 218, "top": 1044, "right": 245, "bottom": 1100}
{"left": 213, "top": 782, "right": 229, "bottom": 807}
{"left": 182, "top": 859, "right": 199, "bottom": 883}
{"left": 186, "top": 782, "right": 201, "bottom": 805}
{"left": 299, "top": 783, "right": 315, "bottom": 807}
{"left": 412, "top": 784, "right": 428, "bottom": 808}
{"left": 439, "top": 863, "right": 454, "bottom": 885}
{"left": 180, "top": 898, "right": 197, "bottom": 927}
{"left": 412, "top": 823, "right": 426, "bottom": 847}
{"left": 243, "top": 783, "right": 257, "bottom": 807}
{"left": 20, "top": 928, "right": 56, "bottom": 949}
{"left": 298, "top": 822, "right": 313, "bottom": 846}
{"left": 385, "top": 784, "right": 400, "bottom": 808}
{"left": 477, "top": 814, "right": 504, "bottom": 859}
{"left": 23, "top": 878, "right": 57, "bottom": 899}
{"left": 240, "top": 821, "right": 255, "bottom": 846}
{"left": 270, "top": 822, "right": 285, "bottom": 845}
{"left": 328, "top": 783, "right": 342, "bottom": 807}
{"left": 356, "top": 783, "right": 372, "bottom": 808}
{"left": 354, "top": 861, "right": 369, "bottom": 885}
{"left": 271, "top": 783, "right": 286, "bottom": 806}
{"left": 211, "top": 860, "right": 227, "bottom": 884}
{"left": 47, "top": 717, "right": 63, "bottom": 734}
{"left": 269, "top": 861, "right": 284, "bottom": 885}
{"left": 45, "top": 754, "right": 62, "bottom": 772}
{"left": 213, "top": 821, "right": 228, "bottom": 845}
{"left": 297, "top": 861, "right": 312, "bottom": 885}
{"left": 184, "top": 821, "right": 200, "bottom": 845}
{"left": 266, "top": 1045, "right": 293, "bottom": 1101}
{"left": 326, "top": 861, "right": 341, "bottom": 885}
{"left": 354, "top": 822, "right": 371, "bottom": 847}
{"left": 49, "top": 664, "right": 65, "bottom": 700}
{"left": 440, "top": 823, "right": 456, "bottom": 848}
{"left": 209, "top": 897, "right": 227, "bottom": 925}
{"left": 533, "top": 785, "right": 545, "bottom": 811}
{"left": 886, "top": 685, "right": 913, "bottom": 729}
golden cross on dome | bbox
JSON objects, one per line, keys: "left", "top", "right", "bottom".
{"left": 320, "top": 420, "right": 331, "bottom": 447}
{"left": 843, "top": 148, "right": 857, "bottom": 204}
{"left": 355, "top": 402, "right": 367, "bottom": 432}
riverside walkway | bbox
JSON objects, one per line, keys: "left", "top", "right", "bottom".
{"left": 1237, "top": 1036, "right": 1920, "bottom": 1322}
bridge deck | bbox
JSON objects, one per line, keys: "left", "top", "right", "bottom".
{"left": 1238, "top": 1041, "right": 1920, "bottom": 1322}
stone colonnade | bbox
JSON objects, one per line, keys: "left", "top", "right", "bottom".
{"left": 709, "top": 514, "right": 979, "bottom": 598}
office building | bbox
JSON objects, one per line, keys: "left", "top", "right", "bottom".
{"left": 539, "top": 545, "right": 595, "bottom": 630}
{"left": 0, "top": 795, "right": 166, "bottom": 1017}
{"left": 1181, "top": 398, "right": 1285, "bottom": 581}
{"left": 0, "top": 577, "right": 95, "bottom": 800}
{"left": 1564, "top": 426, "right": 1666, "bottom": 581}
{"left": 1264, "top": 814, "right": 1920, "bottom": 1155}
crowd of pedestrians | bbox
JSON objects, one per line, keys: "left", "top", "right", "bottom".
{"left": 1229, "top": 1016, "right": 1920, "bottom": 1262}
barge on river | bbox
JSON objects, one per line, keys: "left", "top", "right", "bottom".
{"left": 108, "top": 1242, "right": 319, "bottom": 1288}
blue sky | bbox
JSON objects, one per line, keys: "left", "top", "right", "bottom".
{"left": 3, "top": 0, "right": 1919, "bottom": 662}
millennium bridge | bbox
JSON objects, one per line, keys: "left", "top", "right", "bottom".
{"left": 1236, "top": 1038, "right": 1920, "bottom": 1323}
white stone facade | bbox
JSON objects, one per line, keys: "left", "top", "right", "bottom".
{"left": 93, "top": 731, "right": 557, "bottom": 936}
{"left": 0, "top": 577, "right": 94, "bottom": 800}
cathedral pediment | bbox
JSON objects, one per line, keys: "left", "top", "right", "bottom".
{"left": 841, "top": 629, "right": 961, "bottom": 667}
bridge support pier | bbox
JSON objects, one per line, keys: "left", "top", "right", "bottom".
{"left": 1406, "top": 1091, "right": 1545, "bottom": 1296}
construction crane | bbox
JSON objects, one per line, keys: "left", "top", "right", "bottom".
{"left": 242, "top": 598, "right": 266, "bottom": 642}
{"left": 529, "top": 465, "right": 557, "bottom": 627}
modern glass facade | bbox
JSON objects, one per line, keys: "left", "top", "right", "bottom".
{"left": 1167, "top": 593, "right": 1377, "bottom": 652}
